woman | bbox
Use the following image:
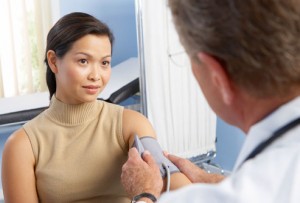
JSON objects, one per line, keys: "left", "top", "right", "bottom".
{"left": 2, "top": 12, "right": 190, "bottom": 203}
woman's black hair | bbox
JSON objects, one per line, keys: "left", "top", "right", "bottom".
{"left": 45, "top": 12, "right": 114, "bottom": 99}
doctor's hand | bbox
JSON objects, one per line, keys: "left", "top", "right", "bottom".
{"left": 165, "top": 153, "right": 225, "bottom": 184}
{"left": 121, "top": 148, "right": 163, "bottom": 199}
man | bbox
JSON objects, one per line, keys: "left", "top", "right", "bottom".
{"left": 121, "top": 0, "right": 300, "bottom": 202}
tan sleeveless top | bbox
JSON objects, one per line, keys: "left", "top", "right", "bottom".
{"left": 23, "top": 96, "right": 130, "bottom": 203}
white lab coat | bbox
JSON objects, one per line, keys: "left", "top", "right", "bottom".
{"left": 159, "top": 96, "right": 300, "bottom": 203}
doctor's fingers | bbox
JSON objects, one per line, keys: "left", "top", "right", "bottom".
{"left": 126, "top": 148, "right": 161, "bottom": 179}
{"left": 167, "top": 153, "right": 194, "bottom": 170}
{"left": 128, "top": 148, "right": 158, "bottom": 169}
{"left": 142, "top": 150, "right": 158, "bottom": 168}
{"left": 167, "top": 154, "right": 206, "bottom": 182}
{"left": 127, "top": 148, "right": 144, "bottom": 162}
{"left": 122, "top": 148, "right": 142, "bottom": 170}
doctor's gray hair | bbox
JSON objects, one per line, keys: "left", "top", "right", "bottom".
{"left": 45, "top": 12, "right": 114, "bottom": 99}
{"left": 168, "top": 0, "right": 300, "bottom": 98}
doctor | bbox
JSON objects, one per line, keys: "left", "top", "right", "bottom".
{"left": 121, "top": 0, "right": 300, "bottom": 202}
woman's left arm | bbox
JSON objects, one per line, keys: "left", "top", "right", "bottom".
{"left": 122, "top": 109, "right": 191, "bottom": 192}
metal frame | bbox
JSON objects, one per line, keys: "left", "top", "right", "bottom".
{"left": 135, "top": 0, "right": 148, "bottom": 117}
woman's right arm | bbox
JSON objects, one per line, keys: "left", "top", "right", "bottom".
{"left": 2, "top": 128, "right": 39, "bottom": 203}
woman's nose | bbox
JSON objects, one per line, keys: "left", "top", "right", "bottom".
{"left": 88, "top": 65, "right": 101, "bottom": 81}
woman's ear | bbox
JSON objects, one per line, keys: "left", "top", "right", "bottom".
{"left": 47, "top": 50, "right": 58, "bottom": 73}
{"left": 197, "top": 53, "right": 234, "bottom": 105}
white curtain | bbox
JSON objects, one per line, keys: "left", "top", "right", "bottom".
{"left": 0, "top": 0, "right": 52, "bottom": 98}
{"left": 138, "top": 0, "right": 216, "bottom": 158}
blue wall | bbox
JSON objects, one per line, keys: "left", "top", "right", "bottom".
{"left": 59, "top": 0, "right": 138, "bottom": 67}
{"left": 214, "top": 118, "right": 245, "bottom": 171}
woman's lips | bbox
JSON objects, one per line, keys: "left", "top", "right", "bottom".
{"left": 82, "top": 85, "right": 100, "bottom": 94}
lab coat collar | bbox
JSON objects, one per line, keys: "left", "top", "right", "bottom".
{"left": 233, "top": 96, "right": 300, "bottom": 171}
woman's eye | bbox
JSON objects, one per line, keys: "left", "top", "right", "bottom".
{"left": 79, "top": 59, "right": 88, "bottom": 64}
{"left": 102, "top": 61, "right": 110, "bottom": 66}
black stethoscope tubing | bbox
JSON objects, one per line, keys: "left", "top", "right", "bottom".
{"left": 241, "top": 117, "right": 300, "bottom": 165}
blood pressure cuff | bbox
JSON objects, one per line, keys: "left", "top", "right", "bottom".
{"left": 132, "top": 135, "right": 180, "bottom": 178}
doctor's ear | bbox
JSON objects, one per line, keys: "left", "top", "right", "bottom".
{"left": 47, "top": 50, "right": 58, "bottom": 73}
{"left": 197, "top": 52, "right": 234, "bottom": 105}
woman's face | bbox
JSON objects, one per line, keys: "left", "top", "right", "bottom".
{"left": 54, "top": 34, "right": 112, "bottom": 104}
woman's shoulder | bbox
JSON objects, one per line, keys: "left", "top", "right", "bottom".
{"left": 6, "top": 127, "right": 28, "bottom": 145}
{"left": 122, "top": 108, "right": 145, "bottom": 120}
{"left": 3, "top": 127, "right": 34, "bottom": 163}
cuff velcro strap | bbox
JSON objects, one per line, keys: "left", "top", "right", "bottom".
{"left": 132, "top": 192, "right": 157, "bottom": 203}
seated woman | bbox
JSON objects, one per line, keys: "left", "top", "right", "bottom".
{"left": 1, "top": 12, "right": 190, "bottom": 203}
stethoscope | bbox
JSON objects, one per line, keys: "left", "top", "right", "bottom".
{"left": 241, "top": 117, "right": 300, "bottom": 166}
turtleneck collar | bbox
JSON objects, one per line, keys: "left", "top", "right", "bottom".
{"left": 45, "top": 96, "right": 102, "bottom": 125}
